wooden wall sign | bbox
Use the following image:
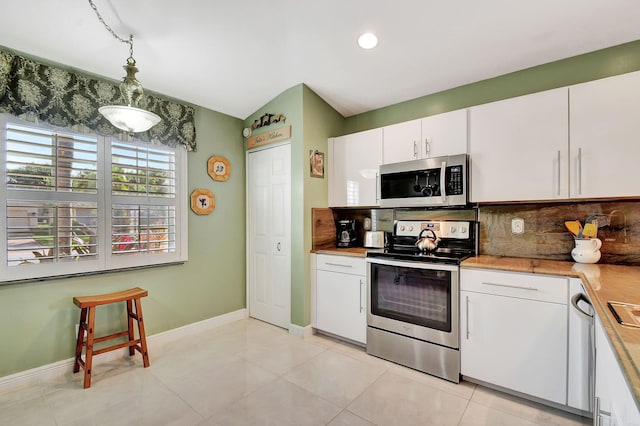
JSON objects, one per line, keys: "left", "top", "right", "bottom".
{"left": 247, "top": 125, "right": 291, "bottom": 150}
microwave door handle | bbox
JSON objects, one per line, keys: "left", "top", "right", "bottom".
{"left": 440, "top": 161, "right": 447, "bottom": 202}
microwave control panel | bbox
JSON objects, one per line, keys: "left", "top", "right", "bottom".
{"left": 446, "top": 165, "right": 464, "bottom": 195}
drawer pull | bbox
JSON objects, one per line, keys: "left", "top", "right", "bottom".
{"left": 481, "top": 282, "right": 539, "bottom": 291}
{"left": 325, "top": 262, "right": 353, "bottom": 268}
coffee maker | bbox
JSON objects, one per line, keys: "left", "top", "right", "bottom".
{"left": 336, "top": 219, "right": 357, "bottom": 248}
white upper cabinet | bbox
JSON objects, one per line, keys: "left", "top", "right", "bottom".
{"left": 569, "top": 70, "right": 640, "bottom": 199}
{"left": 421, "top": 108, "right": 468, "bottom": 158}
{"left": 469, "top": 88, "right": 569, "bottom": 203}
{"left": 382, "top": 110, "right": 467, "bottom": 164}
{"left": 328, "top": 128, "right": 383, "bottom": 207}
{"left": 382, "top": 119, "right": 422, "bottom": 164}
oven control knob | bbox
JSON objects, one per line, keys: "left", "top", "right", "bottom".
{"left": 407, "top": 226, "right": 413, "bottom": 232}
{"left": 399, "top": 225, "right": 405, "bottom": 232}
{"left": 460, "top": 226, "right": 467, "bottom": 233}
{"left": 449, "top": 226, "right": 457, "bottom": 234}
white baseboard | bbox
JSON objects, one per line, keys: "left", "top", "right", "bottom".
{"left": 0, "top": 308, "right": 248, "bottom": 395}
{"left": 288, "top": 323, "right": 313, "bottom": 338}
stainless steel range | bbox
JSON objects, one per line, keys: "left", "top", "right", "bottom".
{"left": 366, "top": 218, "right": 477, "bottom": 383}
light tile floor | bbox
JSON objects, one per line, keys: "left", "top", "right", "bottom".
{"left": 0, "top": 318, "right": 591, "bottom": 425}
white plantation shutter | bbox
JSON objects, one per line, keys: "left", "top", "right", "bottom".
{"left": 110, "top": 142, "right": 177, "bottom": 257}
{"left": 1, "top": 114, "right": 187, "bottom": 283}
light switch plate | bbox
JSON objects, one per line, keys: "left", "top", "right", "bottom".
{"left": 512, "top": 218, "right": 524, "bottom": 234}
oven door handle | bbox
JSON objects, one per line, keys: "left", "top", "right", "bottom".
{"left": 366, "top": 256, "right": 460, "bottom": 272}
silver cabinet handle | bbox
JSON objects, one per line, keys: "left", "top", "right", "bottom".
{"left": 277, "top": 242, "right": 281, "bottom": 252}
{"left": 413, "top": 141, "right": 418, "bottom": 158}
{"left": 325, "top": 262, "right": 352, "bottom": 268}
{"left": 578, "top": 147, "right": 582, "bottom": 195}
{"left": 425, "top": 139, "right": 430, "bottom": 156}
{"left": 594, "top": 396, "right": 600, "bottom": 426}
{"left": 359, "top": 279, "right": 364, "bottom": 313}
{"left": 440, "top": 161, "right": 447, "bottom": 202}
{"left": 465, "top": 295, "right": 470, "bottom": 340}
{"left": 481, "top": 282, "right": 539, "bottom": 291}
{"left": 557, "top": 150, "right": 561, "bottom": 196}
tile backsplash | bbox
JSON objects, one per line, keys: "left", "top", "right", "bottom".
{"left": 479, "top": 200, "right": 640, "bottom": 265}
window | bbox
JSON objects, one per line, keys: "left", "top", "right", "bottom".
{"left": 0, "top": 115, "right": 188, "bottom": 282}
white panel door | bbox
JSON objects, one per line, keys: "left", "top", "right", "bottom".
{"left": 248, "top": 143, "right": 291, "bottom": 329}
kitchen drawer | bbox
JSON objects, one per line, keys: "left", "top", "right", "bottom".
{"left": 316, "top": 254, "right": 366, "bottom": 275}
{"left": 461, "top": 269, "right": 567, "bottom": 304}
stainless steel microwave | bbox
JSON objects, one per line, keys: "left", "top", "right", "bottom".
{"left": 378, "top": 154, "right": 469, "bottom": 207}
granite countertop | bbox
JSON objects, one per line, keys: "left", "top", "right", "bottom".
{"left": 462, "top": 255, "right": 640, "bottom": 408}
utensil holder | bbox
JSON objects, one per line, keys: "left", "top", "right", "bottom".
{"left": 571, "top": 238, "right": 602, "bottom": 264}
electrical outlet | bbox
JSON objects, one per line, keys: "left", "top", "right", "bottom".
{"left": 512, "top": 218, "right": 524, "bottom": 234}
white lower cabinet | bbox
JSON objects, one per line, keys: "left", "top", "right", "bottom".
{"left": 460, "top": 269, "right": 568, "bottom": 405}
{"left": 314, "top": 254, "right": 366, "bottom": 344}
{"left": 595, "top": 316, "right": 640, "bottom": 426}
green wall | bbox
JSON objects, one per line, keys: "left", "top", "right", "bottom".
{"left": 0, "top": 106, "right": 246, "bottom": 378}
{"left": 344, "top": 40, "right": 640, "bottom": 133}
{"left": 244, "top": 84, "right": 343, "bottom": 327}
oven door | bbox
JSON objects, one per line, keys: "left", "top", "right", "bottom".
{"left": 366, "top": 257, "right": 459, "bottom": 349}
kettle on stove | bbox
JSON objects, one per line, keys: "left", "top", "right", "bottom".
{"left": 415, "top": 228, "right": 440, "bottom": 252}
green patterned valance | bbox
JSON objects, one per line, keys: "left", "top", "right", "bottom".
{"left": 0, "top": 48, "right": 197, "bottom": 151}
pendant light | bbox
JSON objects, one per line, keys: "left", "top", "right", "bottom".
{"left": 88, "top": 0, "right": 160, "bottom": 133}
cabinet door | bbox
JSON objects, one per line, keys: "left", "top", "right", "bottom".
{"left": 328, "top": 128, "right": 383, "bottom": 207}
{"left": 421, "top": 109, "right": 468, "bottom": 158}
{"left": 570, "top": 70, "right": 640, "bottom": 199}
{"left": 316, "top": 270, "right": 366, "bottom": 344}
{"left": 469, "top": 88, "right": 568, "bottom": 202}
{"left": 595, "top": 316, "right": 640, "bottom": 426}
{"left": 461, "top": 290, "right": 568, "bottom": 404}
{"left": 382, "top": 119, "right": 422, "bottom": 164}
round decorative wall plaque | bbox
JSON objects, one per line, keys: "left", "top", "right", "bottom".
{"left": 207, "top": 156, "right": 231, "bottom": 181}
{"left": 190, "top": 188, "right": 215, "bottom": 215}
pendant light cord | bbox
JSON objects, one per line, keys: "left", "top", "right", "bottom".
{"left": 88, "top": 0, "right": 135, "bottom": 61}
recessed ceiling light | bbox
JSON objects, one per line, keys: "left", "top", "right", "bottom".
{"left": 357, "top": 32, "right": 378, "bottom": 49}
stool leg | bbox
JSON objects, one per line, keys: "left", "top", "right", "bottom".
{"left": 133, "top": 297, "right": 150, "bottom": 367}
{"left": 126, "top": 299, "right": 135, "bottom": 356}
{"left": 83, "top": 306, "right": 96, "bottom": 389}
{"left": 73, "top": 307, "right": 87, "bottom": 373}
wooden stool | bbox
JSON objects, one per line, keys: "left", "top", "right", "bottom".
{"left": 73, "top": 287, "right": 150, "bottom": 388}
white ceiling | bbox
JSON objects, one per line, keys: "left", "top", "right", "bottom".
{"left": 2, "top": 0, "right": 640, "bottom": 119}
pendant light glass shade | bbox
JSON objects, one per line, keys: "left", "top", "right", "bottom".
{"left": 99, "top": 105, "right": 160, "bottom": 133}
{"left": 99, "top": 57, "right": 160, "bottom": 133}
